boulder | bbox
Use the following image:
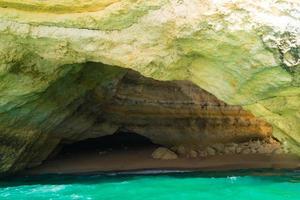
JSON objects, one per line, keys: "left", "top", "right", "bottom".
{"left": 176, "top": 145, "right": 187, "bottom": 156}
{"left": 188, "top": 150, "right": 198, "bottom": 158}
{"left": 151, "top": 147, "right": 178, "bottom": 160}
{"left": 224, "top": 147, "right": 235, "bottom": 154}
{"left": 198, "top": 151, "right": 208, "bottom": 158}
{"left": 211, "top": 144, "right": 225, "bottom": 153}
{"left": 206, "top": 147, "right": 216, "bottom": 156}
{"left": 241, "top": 148, "right": 251, "bottom": 155}
{"left": 236, "top": 147, "right": 243, "bottom": 154}
{"left": 249, "top": 140, "right": 261, "bottom": 150}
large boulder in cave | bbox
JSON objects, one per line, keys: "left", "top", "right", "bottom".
{"left": 0, "top": 0, "right": 299, "bottom": 174}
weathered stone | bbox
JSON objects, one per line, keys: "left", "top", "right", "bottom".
{"left": 198, "top": 151, "right": 208, "bottom": 158}
{"left": 273, "top": 148, "right": 284, "bottom": 155}
{"left": 241, "top": 148, "right": 251, "bottom": 155}
{"left": 236, "top": 147, "right": 243, "bottom": 154}
{"left": 206, "top": 147, "right": 216, "bottom": 156}
{"left": 251, "top": 149, "right": 257, "bottom": 154}
{"left": 98, "top": 151, "right": 107, "bottom": 156}
{"left": 249, "top": 141, "right": 261, "bottom": 150}
{"left": 225, "top": 142, "right": 238, "bottom": 153}
{"left": 227, "top": 143, "right": 238, "bottom": 148}
{"left": 225, "top": 146, "right": 236, "bottom": 154}
{"left": 188, "top": 150, "right": 198, "bottom": 158}
{"left": 211, "top": 143, "right": 225, "bottom": 153}
{"left": 151, "top": 147, "right": 178, "bottom": 160}
{"left": 176, "top": 146, "right": 187, "bottom": 156}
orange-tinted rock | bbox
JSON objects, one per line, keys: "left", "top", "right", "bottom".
{"left": 99, "top": 71, "right": 273, "bottom": 147}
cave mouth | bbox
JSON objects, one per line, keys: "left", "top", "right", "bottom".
{"left": 49, "top": 132, "right": 158, "bottom": 161}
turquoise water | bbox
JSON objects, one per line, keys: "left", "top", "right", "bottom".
{"left": 0, "top": 171, "right": 299, "bottom": 200}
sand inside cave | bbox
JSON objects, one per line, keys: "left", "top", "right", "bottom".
{"left": 23, "top": 144, "right": 300, "bottom": 175}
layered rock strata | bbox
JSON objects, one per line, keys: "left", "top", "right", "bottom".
{"left": 100, "top": 71, "right": 272, "bottom": 147}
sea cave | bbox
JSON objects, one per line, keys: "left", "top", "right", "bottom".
{"left": 0, "top": 0, "right": 299, "bottom": 199}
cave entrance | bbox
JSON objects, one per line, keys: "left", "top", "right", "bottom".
{"left": 49, "top": 132, "right": 158, "bottom": 161}
{"left": 25, "top": 132, "right": 161, "bottom": 174}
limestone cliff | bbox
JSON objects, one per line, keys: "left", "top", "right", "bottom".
{"left": 0, "top": 0, "right": 299, "bottom": 174}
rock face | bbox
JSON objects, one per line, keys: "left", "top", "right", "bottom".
{"left": 0, "top": 65, "right": 273, "bottom": 175}
{"left": 100, "top": 71, "right": 272, "bottom": 147}
{"left": 0, "top": 0, "right": 299, "bottom": 174}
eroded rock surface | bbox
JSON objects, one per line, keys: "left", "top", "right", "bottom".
{"left": 0, "top": 67, "right": 273, "bottom": 175}
{"left": 102, "top": 71, "right": 272, "bottom": 147}
{"left": 172, "top": 137, "right": 286, "bottom": 158}
{"left": 0, "top": 0, "right": 299, "bottom": 175}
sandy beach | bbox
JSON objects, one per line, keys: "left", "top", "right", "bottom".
{"left": 23, "top": 145, "right": 300, "bottom": 175}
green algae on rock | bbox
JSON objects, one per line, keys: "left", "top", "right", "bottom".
{"left": 0, "top": 0, "right": 299, "bottom": 175}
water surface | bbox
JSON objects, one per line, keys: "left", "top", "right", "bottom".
{"left": 0, "top": 170, "right": 299, "bottom": 200}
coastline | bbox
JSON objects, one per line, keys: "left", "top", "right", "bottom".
{"left": 23, "top": 146, "right": 300, "bottom": 176}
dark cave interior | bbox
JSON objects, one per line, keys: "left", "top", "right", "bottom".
{"left": 50, "top": 132, "right": 157, "bottom": 160}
